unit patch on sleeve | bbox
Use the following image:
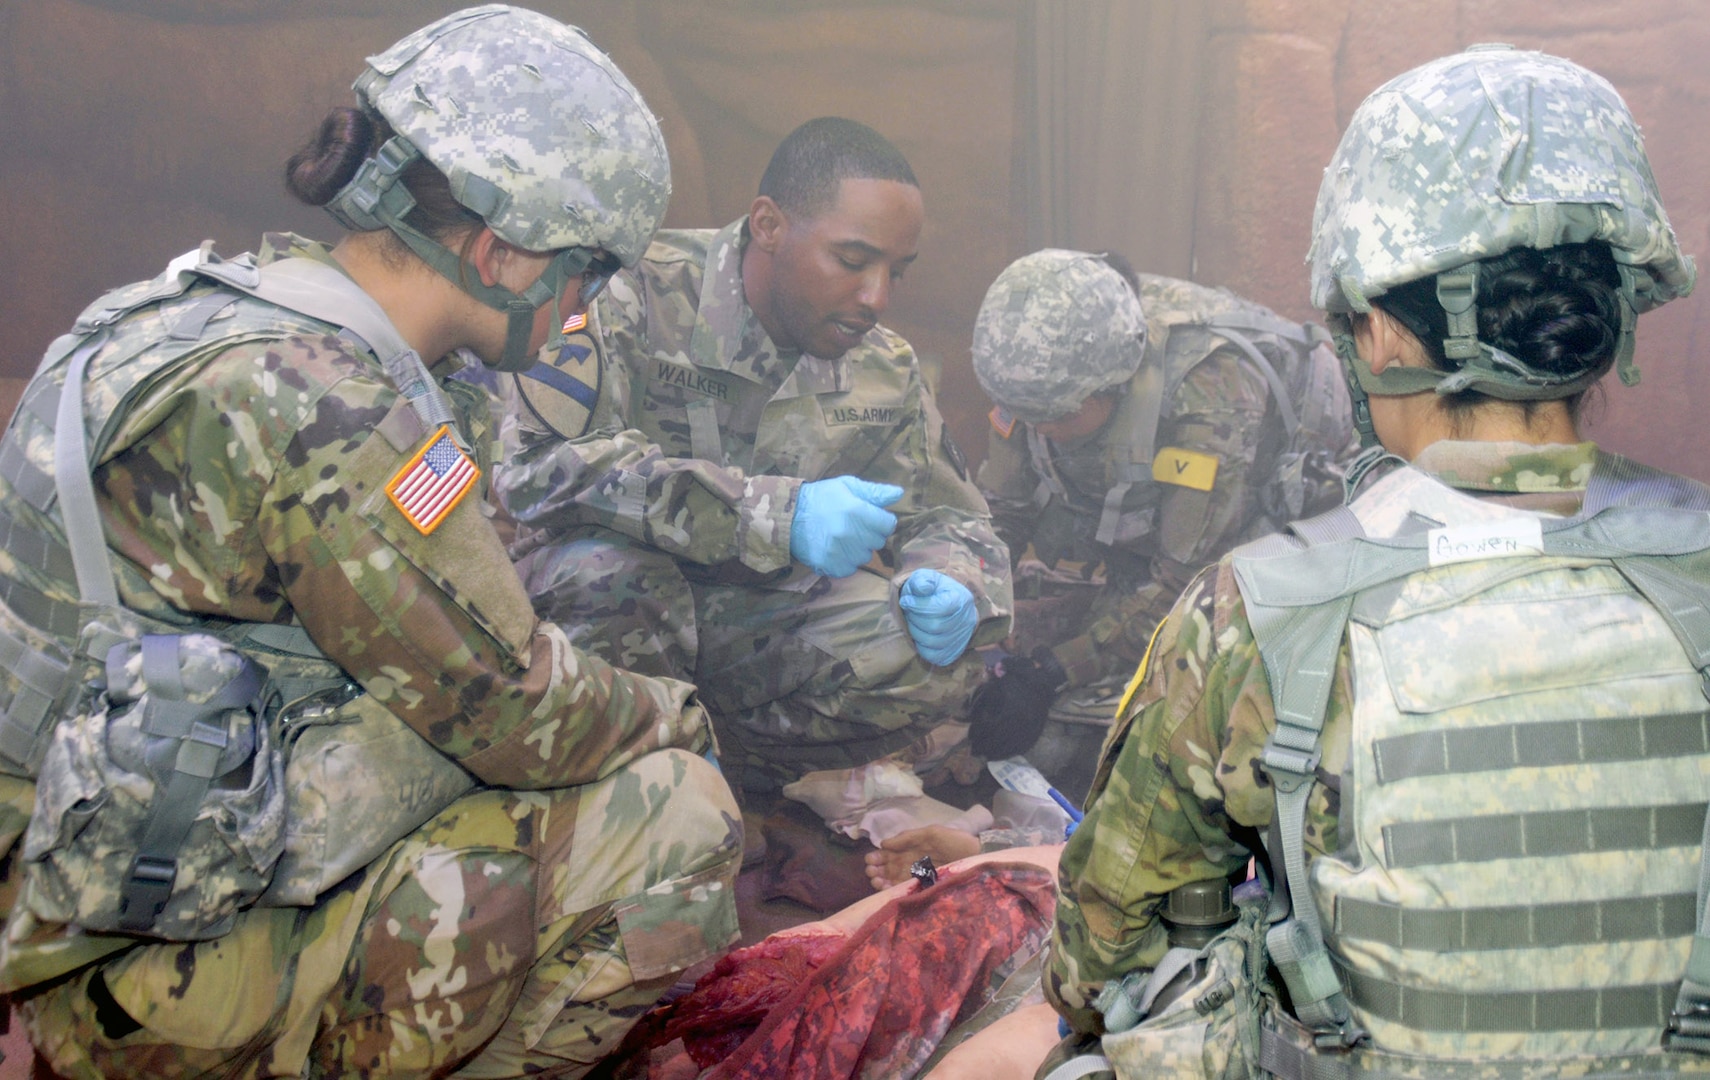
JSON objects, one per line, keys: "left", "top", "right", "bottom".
{"left": 516, "top": 323, "right": 602, "bottom": 440}
{"left": 1151, "top": 446, "right": 1219, "bottom": 491}
{"left": 386, "top": 425, "right": 480, "bottom": 535}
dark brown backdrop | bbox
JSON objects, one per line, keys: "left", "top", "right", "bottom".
{"left": 4, "top": 0, "right": 1705, "bottom": 479}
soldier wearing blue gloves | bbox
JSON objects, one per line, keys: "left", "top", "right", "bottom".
{"left": 496, "top": 118, "right": 1012, "bottom": 792}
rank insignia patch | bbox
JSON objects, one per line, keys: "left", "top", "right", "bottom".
{"left": 386, "top": 425, "right": 479, "bottom": 535}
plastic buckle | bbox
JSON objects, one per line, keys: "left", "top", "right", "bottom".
{"left": 118, "top": 854, "right": 177, "bottom": 931}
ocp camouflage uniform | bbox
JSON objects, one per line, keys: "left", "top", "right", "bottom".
{"left": 1046, "top": 441, "right": 1710, "bottom": 1063}
{"left": 495, "top": 219, "right": 1013, "bottom": 789}
{"left": 0, "top": 235, "right": 740, "bottom": 1078}
{"left": 978, "top": 274, "right": 1350, "bottom": 692}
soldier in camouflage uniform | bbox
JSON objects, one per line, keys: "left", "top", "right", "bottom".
{"left": 495, "top": 117, "right": 1012, "bottom": 792}
{"left": 0, "top": 9, "right": 739, "bottom": 1076}
{"left": 972, "top": 251, "right": 1352, "bottom": 728}
{"left": 1045, "top": 46, "right": 1710, "bottom": 1078}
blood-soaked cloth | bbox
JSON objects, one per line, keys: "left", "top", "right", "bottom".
{"left": 662, "top": 862, "right": 1057, "bottom": 1079}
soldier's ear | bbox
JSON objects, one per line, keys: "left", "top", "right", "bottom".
{"left": 748, "top": 196, "right": 787, "bottom": 254}
{"left": 468, "top": 228, "right": 509, "bottom": 289}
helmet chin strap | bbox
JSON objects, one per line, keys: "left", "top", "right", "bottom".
{"left": 1327, "top": 315, "right": 1380, "bottom": 449}
{"left": 326, "top": 134, "right": 597, "bottom": 373}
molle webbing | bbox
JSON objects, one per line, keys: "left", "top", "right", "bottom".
{"left": 1337, "top": 892, "right": 1697, "bottom": 952}
{"left": 1233, "top": 457, "right": 1710, "bottom": 1056}
{"left": 1258, "top": 1030, "right": 1710, "bottom": 1080}
{"left": 1382, "top": 802, "right": 1708, "bottom": 870}
{"left": 0, "top": 379, "right": 61, "bottom": 511}
{"left": 1374, "top": 711, "right": 1710, "bottom": 782}
{"left": 1340, "top": 967, "right": 1677, "bottom": 1035}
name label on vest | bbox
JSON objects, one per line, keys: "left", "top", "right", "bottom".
{"left": 1427, "top": 516, "right": 1544, "bottom": 566}
{"left": 826, "top": 406, "right": 899, "bottom": 426}
{"left": 652, "top": 360, "right": 731, "bottom": 401}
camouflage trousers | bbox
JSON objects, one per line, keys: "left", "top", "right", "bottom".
{"left": 519, "top": 527, "right": 985, "bottom": 792}
{"left": 15, "top": 748, "right": 740, "bottom": 1079}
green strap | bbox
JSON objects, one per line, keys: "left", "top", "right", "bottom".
{"left": 53, "top": 333, "right": 120, "bottom": 608}
{"left": 1374, "top": 711, "right": 1710, "bottom": 783}
{"left": 1258, "top": 1023, "right": 1701, "bottom": 1080}
{"left": 118, "top": 634, "right": 265, "bottom": 933}
{"left": 1200, "top": 318, "right": 1300, "bottom": 441}
{"left": 1340, "top": 965, "right": 1675, "bottom": 1034}
{"left": 1337, "top": 892, "right": 1697, "bottom": 952}
{"left": 247, "top": 257, "right": 459, "bottom": 433}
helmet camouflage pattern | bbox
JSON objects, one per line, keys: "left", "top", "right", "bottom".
{"left": 972, "top": 249, "right": 1147, "bottom": 423}
{"left": 1308, "top": 43, "right": 1694, "bottom": 316}
{"left": 354, "top": 4, "right": 669, "bottom": 265}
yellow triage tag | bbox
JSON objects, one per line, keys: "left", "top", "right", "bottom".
{"left": 1152, "top": 446, "right": 1219, "bottom": 491}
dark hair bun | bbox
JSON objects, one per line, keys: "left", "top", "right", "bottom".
{"left": 1479, "top": 246, "right": 1622, "bottom": 380}
{"left": 285, "top": 107, "right": 379, "bottom": 207}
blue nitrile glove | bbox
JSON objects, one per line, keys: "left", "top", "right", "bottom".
{"left": 789, "top": 476, "right": 903, "bottom": 578}
{"left": 898, "top": 569, "right": 979, "bottom": 666}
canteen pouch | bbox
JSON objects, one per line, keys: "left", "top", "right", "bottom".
{"left": 21, "top": 631, "right": 284, "bottom": 940}
{"left": 261, "top": 689, "right": 474, "bottom": 907}
{"left": 1098, "top": 894, "right": 1274, "bottom": 1080}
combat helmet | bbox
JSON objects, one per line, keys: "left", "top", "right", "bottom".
{"left": 326, "top": 4, "right": 671, "bottom": 370}
{"left": 1307, "top": 44, "right": 1695, "bottom": 443}
{"left": 972, "top": 249, "right": 1147, "bottom": 423}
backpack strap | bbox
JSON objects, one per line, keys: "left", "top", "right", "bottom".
{"left": 118, "top": 634, "right": 265, "bottom": 932}
{"left": 1200, "top": 315, "right": 1300, "bottom": 442}
{"left": 241, "top": 256, "right": 460, "bottom": 433}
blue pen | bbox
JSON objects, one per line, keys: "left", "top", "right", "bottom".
{"left": 1047, "top": 786, "right": 1084, "bottom": 837}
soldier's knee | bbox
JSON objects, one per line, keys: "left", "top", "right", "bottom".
{"left": 634, "top": 748, "right": 742, "bottom": 874}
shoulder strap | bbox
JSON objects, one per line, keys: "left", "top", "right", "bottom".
{"left": 1199, "top": 315, "right": 1301, "bottom": 442}
{"left": 243, "top": 257, "right": 459, "bottom": 432}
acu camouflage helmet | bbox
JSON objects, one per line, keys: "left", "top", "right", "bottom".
{"left": 972, "top": 249, "right": 1147, "bottom": 423}
{"left": 1308, "top": 44, "right": 1693, "bottom": 318}
{"left": 1307, "top": 44, "right": 1696, "bottom": 439}
{"left": 328, "top": 5, "right": 671, "bottom": 370}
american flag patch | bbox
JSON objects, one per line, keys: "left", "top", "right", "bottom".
{"left": 386, "top": 425, "right": 479, "bottom": 535}
{"left": 561, "top": 311, "right": 588, "bottom": 334}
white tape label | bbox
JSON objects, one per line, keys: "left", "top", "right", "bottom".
{"left": 1427, "top": 516, "right": 1544, "bottom": 567}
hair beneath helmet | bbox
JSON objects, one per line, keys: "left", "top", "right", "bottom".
{"left": 1374, "top": 243, "right": 1621, "bottom": 421}
{"left": 756, "top": 117, "right": 918, "bottom": 221}
{"left": 285, "top": 108, "right": 481, "bottom": 253}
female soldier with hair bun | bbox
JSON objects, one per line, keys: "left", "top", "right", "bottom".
{"left": 1045, "top": 45, "right": 1710, "bottom": 1079}
{"left": 0, "top": 7, "right": 738, "bottom": 1076}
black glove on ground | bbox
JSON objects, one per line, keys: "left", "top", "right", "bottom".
{"left": 967, "top": 646, "right": 1068, "bottom": 760}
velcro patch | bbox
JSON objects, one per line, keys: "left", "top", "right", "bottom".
{"left": 386, "top": 425, "right": 479, "bottom": 535}
{"left": 988, "top": 405, "right": 1017, "bottom": 439}
{"left": 1152, "top": 446, "right": 1219, "bottom": 491}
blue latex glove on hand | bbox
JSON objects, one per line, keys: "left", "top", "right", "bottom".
{"left": 898, "top": 569, "right": 979, "bottom": 666}
{"left": 790, "top": 476, "right": 903, "bottom": 578}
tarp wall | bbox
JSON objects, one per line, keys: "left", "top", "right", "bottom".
{"left": 3, "top": 0, "right": 1705, "bottom": 478}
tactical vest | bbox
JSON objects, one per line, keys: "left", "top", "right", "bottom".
{"left": 1227, "top": 453, "right": 1710, "bottom": 1075}
{"left": 0, "top": 244, "right": 471, "bottom": 939}
{"left": 1025, "top": 275, "right": 1352, "bottom": 552}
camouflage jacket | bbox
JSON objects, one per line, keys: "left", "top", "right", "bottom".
{"left": 1043, "top": 440, "right": 1619, "bottom": 1033}
{"left": 496, "top": 217, "right": 1011, "bottom": 634}
{"left": 0, "top": 234, "right": 710, "bottom": 813}
{"left": 978, "top": 275, "right": 1346, "bottom": 686}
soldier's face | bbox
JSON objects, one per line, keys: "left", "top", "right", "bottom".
{"left": 754, "top": 178, "right": 923, "bottom": 360}
{"left": 1034, "top": 391, "right": 1118, "bottom": 446}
